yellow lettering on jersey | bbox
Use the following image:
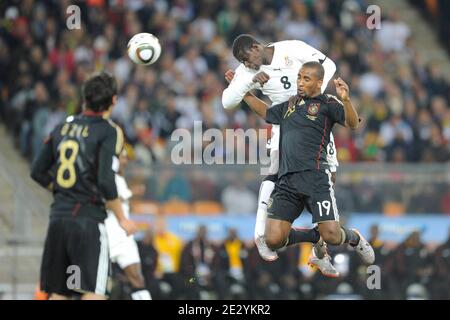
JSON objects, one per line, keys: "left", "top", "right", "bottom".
{"left": 69, "top": 124, "right": 78, "bottom": 137}
{"left": 82, "top": 126, "right": 89, "bottom": 137}
{"left": 61, "top": 123, "right": 70, "bottom": 136}
{"left": 76, "top": 125, "right": 83, "bottom": 138}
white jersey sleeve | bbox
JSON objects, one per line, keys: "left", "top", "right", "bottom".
{"left": 287, "top": 40, "right": 336, "bottom": 93}
{"left": 222, "top": 65, "right": 258, "bottom": 109}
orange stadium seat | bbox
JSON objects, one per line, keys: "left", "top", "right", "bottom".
{"left": 161, "top": 200, "right": 192, "bottom": 215}
{"left": 192, "top": 201, "right": 224, "bottom": 215}
{"left": 130, "top": 200, "right": 159, "bottom": 215}
{"left": 383, "top": 201, "right": 406, "bottom": 216}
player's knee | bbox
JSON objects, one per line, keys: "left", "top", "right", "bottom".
{"left": 319, "top": 227, "right": 341, "bottom": 245}
{"left": 265, "top": 233, "right": 285, "bottom": 250}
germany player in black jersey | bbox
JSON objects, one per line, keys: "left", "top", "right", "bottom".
{"left": 240, "top": 61, "right": 375, "bottom": 266}
{"left": 31, "top": 71, "right": 137, "bottom": 300}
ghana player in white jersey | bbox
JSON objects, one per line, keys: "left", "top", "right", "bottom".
{"left": 222, "top": 34, "right": 339, "bottom": 277}
{"left": 104, "top": 148, "right": 151, "bottom": 300}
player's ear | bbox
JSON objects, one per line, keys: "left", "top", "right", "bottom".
{"left": 251, "top": 43, "right": 260, "bottom": 52}
{"left": 112, "top": 95, "right": 117, "bottom": 105}
{"left": 317, "top": 79, "right": 323, "bottom": 90}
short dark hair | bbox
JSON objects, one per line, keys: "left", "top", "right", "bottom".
{"left": 83, "top": 71, "right": 118, "bottom": 112}
{"left": 232, "top": 34, "right": 260, "bottom": 61}
{"left": 302, "top": 61, "right": 325, "bottom": 80}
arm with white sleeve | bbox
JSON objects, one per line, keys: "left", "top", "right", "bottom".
{"left": 289, "top": 40, "right": 337, "bottom": 92}
{"left": 222, "top": 65, "right": 258, "bottom": 109}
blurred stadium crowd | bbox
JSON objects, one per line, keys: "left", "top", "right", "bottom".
{"left": 0, "top": 0, "right": 449, "bottom": 214}
{"left": 109, "top": 219, "right": 450, "bottom": 300}
{"left": 1, "top": 0, "right": 449, "bottom": 164}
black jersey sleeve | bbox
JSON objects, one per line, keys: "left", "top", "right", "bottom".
{"left": 97, "top": 123, "right": 123, "bottom": 200}
{"left": 30, "top": 134, "right": 55, "bottom": 188}
{"left": 265, "top": 102, "right": 285, "bottom": 125}
{"left": 326, "top": 96, "right": 346, "bottom": 126}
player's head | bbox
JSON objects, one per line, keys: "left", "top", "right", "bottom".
{"left": 232, "top": 34, "right": 264, "bottom": 70}
{"left": 82, "top": 71, "right": 118, "bottom": 112}
{"left": 297, "top": 61, "right": 324, "bottom": 98}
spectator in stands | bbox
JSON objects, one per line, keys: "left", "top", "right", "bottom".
{"left": 430, "top": 227, "right": 450, "bottom": 299}
{"left": 375, "top": 11, "right": 411, "bottom": 53}
{"left": 221, "top": 178, "right": 257, "bottom": 215}
{"left": 153, "top": 216, "right": 185, "bottom": 299}
{"left": 384, "top": 230, "right": 432, "bottom": 299}
{"left": 179, "top": 225, "right": 217, "bottom": 299}
{"left": 137, "top": 228, "right": 160, "bottom": 299}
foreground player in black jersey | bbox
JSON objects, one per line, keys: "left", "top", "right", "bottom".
{"left": 31, "top": 72, "right": 137, "bottom": 300}
{"left": 241, "top": 61, "right": 375, "bottom": 265}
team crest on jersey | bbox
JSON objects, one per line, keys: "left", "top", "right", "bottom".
{"left": 306, "top": 103, "right": 320, "bottom": 121}
{"left": 284, "top": 56, "right": 293, "bottom": 67}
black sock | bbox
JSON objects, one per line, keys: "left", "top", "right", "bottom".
{"left": 313, "top": 238, "right": 326, "bottom": 259}
{"left": 287, "top": 228, "right": 320, "bottom": 246}
{"left": 342, "top": 228, "right": 360, "bottom": 247}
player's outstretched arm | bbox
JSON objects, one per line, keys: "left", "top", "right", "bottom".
{"left": 334, "top": 77, "right": 359, "bottom": 129}
{"left": 243, "top": 92, "right": 269, "bottom": 118}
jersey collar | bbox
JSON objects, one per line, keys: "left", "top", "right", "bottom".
{"left": 82, "top": 110, "right": 106, "bottom": 117}
{"left": 309, "top": 94, "right": 328, "bottom": 102}
{"left": 266, "top": 43, "right": 278, "bottom": 67}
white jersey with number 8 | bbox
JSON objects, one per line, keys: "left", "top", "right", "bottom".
{"left": 222, "top": 40, "right": 339, "bottom": 172}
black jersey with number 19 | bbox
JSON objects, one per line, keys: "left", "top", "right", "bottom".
{"left": 31, "top": 112, "right": 124, "bottom": 222}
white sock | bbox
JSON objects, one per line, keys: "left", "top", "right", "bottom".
{"left": 254, "top": 180, "right": 275, "bottom": 238}
{"left": 131, "top": 289, "right": 152, "bottom": 300}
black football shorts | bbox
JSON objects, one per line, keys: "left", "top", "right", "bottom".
{"left": 267, "top": 169, "right": 339, "bottom": 224}
{"left": 40, "top": 216, "right": 109, "bottom": 297}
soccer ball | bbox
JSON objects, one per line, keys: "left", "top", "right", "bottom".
{"left": 127, "top": 33, "right": 161, "bottom": 65}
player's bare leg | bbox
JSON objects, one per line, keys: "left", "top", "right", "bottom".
{"left": 264, "top": 218, "right": 292, "bottom": 251}
{"left": 123, "top": 263, "right": 152, "bottom": 300}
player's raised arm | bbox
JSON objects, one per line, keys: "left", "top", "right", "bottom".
{"left": 334, "top": 77, "right": 359, "bottom": 129}
{"left": 242, "top": 91, "right": 270, "bottom": 119}
{"left": 222, "top": 66, "right": 256, "bottom": 109}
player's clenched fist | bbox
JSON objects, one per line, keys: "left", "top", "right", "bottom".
{"left": 224, "top": 69, "right": 235, "bottom": 83}
{"left": 252, "top": 71, "right": 270, "bottom": 86}
{"left": 120, "top": 218, "right": 138, "bottom": 236}
{"left": 334, "top": 77, "right": 350, "bottom": 102}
